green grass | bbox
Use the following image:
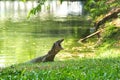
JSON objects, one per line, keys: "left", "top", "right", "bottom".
{"left": 0, "top": 57, "right": 120, "bottom": 80}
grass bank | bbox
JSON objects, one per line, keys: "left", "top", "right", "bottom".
{"left": 0, "top": 57, "right": 120, "bottom": 80}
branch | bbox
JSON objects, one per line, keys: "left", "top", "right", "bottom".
{"left": 78, "top": 29, "right": 102, "bottom": 42}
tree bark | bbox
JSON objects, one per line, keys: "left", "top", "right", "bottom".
{"left": 94, "top": 8, "right": 120, "bottom": 30}
{"left": 79, "top": 7, "right": 120, "bottom": 42}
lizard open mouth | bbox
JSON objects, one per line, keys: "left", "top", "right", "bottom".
{"left": 55, "top": 39, "right": 64, "bottom": 50}
{"left": 58, "top": 39, "right": 64, "bottom": 49}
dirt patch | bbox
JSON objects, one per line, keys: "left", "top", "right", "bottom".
{"left": 56, "top": 52, "right": 96, "bottom": 61}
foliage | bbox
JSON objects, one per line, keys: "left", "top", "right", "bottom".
{"left": 99, "top": 24, "right": 119, "bottom": 46}
{"left": 21, "top": 0, "right": 26, "bottom": 2}
{"left": 84, "top": 0, "right": 120, "bottom": 20}
{"left": 25, "top": 0, "right": 120, "bottom": 19}
{"left": 95, "top": 24, "right": 120, "bottom": 55}
{"left": 26, "top": 0, "right": 62, "bottom": 18}
{"left": 102, "top": 25, "right": 118, "bottom": 40}
{"left": 27, "top": 0, "right": 47, "bottom": 18}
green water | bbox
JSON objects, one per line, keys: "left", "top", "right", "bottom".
{"left": 0, "top": 17, "right": 90, "bottom": 67}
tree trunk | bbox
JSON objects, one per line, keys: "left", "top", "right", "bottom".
{"left": 94, "top": 8, "right": 120, "bottom": 30}
{"left": 79, "top": 7, "right": 120, "bottom": 42}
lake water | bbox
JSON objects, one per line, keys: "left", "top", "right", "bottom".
{"left": 0, "top": 0, "right": 90, "bottom": 67}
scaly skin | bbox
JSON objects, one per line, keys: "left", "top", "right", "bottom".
{"left": 28, "top": 39, "right": 64, "bottom": 63}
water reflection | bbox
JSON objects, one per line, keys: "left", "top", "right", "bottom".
{"left": 0, "top": 0, "right": 88, "bottom": 67}
{"left": 0, "top": 0, "right": 83, "bottom": 19}
{"left": 54, "top": 1, "right": 83, "bottom": 17}
{"left": 0, "top": 1, "right": 37, "bottom": 19}
{"left": 0, "top": 18, "right": 90, "bottom": 67}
